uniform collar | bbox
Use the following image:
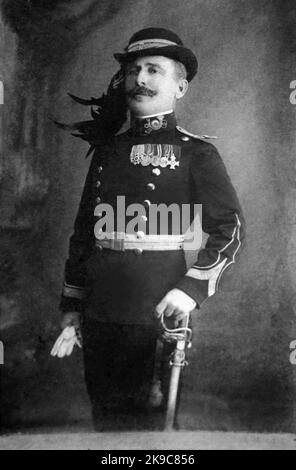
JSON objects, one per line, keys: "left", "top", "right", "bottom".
{"left": 130, "top": 110, "right": 176, "bottom": 136}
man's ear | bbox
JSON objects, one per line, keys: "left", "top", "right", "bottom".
{"left": 176, "top": 79, "right": 188, "bottom": 99}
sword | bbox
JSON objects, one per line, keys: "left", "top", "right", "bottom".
{"left": 149, "top": 312, "right": 192, "bottom": 430}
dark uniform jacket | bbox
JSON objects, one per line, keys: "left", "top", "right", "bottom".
{"left": 59, "top": 112, "right": 245, "bottom": 325}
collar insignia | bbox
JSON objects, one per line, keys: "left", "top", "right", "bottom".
{"left": 131, "top": 112, "right": 176, "bottom": 136}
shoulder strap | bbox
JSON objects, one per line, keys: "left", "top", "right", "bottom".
{"left": 176, "top": 125, "right": 217, "bottom": 140}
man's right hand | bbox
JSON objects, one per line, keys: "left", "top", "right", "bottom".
{"left": 61, "top": 311, "right": 80, "bottom": 330}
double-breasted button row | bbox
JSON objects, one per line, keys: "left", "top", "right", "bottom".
{"left": 152, "top": 168, "right": 161, "bottom": 176}
{"left": 136, "top": 231, "right": 145, "bottom": 239}
{"left": 95, "top": 165, "right": 103, "bottom": 204}
{"left": 95, "top": 162, "right": 159, "bottom": 256}
{"left": 133, "top": 192, "right": 154, "bottom": 253}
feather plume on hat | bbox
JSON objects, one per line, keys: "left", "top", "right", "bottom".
{"left": 53, "top": 68, "right": 127, "bottom": 158}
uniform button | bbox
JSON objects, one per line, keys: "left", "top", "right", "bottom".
{"left": 96, "top": 197, "right": 101, "bottom": 203}
{"left": 147, "top": 183, "right": 156, "bottom": 191}
{"left": 143, "top": 199, "right": 151, "bottom": 207}
{"left": 98, "top": 166, "right": 103, "bottom": 173}
{"left": 181, "top": 136, "right": 190, "bottom": 142}
{"left": 136, "top": 230, "right": 145, "bottom": 239}
{"left": 152, "top": 168, "right": 161, "bottom": 176}
{"left": 141, "top": 215, "right": 148, "bottom": 222}
{"left": 96, "top": 181, "right": 101, "bottom": 188}
{"left": 134, "top": 248, "right": 143, "bottom": 255}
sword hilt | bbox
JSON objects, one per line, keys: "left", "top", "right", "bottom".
{"left": 158, "top": 312, "right": 192, "bottom": 346}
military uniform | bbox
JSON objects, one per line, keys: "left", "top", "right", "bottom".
{"left": 59, "top": 111, "right": 245, "bottom": 429}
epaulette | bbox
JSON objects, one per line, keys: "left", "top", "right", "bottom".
{"left": 176, "top": 126, "right": 217, "bottom": 140}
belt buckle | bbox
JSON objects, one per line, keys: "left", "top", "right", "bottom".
{"left": 110, "top": 236, "right": 125, "bottom": 251}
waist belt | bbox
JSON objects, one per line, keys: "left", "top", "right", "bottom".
{"left": 95, "top": 233, "right": 184, "bottom": 252}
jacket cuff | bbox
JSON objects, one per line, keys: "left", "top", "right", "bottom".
{"left": 176, "top": 275, "right": 209, "bottom": 309}
{"left": 59, "top": 282, "right": 87, "bottom": 313}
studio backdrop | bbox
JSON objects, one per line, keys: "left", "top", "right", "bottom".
{"left": 0, "top": 0, "right": 296, "bottom": 432}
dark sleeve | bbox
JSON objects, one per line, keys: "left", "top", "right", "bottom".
{"left": 59, "top": 153, "right": 98, "bottom": 313}
{"left": 176, "top": 142, "right": 246, "bottom": 308}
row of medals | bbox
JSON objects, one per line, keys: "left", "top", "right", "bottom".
{"left": 130, "top": 144, "right": 180, "bottom": 169}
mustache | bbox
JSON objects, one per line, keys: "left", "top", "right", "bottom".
{"left": 127, "top": 86, "right": 157, "bottom": 98}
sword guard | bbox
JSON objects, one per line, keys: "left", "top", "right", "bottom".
{"left": 169, "top": 349, "right": 188, "bottom": 368}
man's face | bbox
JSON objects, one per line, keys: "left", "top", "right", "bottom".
{"left": 125, "top": 56, "right": 188, "bottom": 116}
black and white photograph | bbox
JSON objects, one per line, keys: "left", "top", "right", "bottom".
{"left": 0, "top": 0, "right": 295, "bottom": 452}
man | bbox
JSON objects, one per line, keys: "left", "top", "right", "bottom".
{"left": 58, "top": 28, "right": 245, "bottom": 430}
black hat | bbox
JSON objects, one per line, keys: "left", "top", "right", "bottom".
{"left": 114, "top": 27, "right": 198, "bottom": 82}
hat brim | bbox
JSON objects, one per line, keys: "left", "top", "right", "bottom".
{"left": 114, "top": 45, "right": 198, "bottom": 82}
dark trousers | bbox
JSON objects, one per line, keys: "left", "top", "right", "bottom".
{"left": 81, "top": 320, "right": 175, "bottom": 431}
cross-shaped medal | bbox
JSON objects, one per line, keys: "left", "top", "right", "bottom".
{"left": 168, "top": 156, "right": 180, "bottom": 169}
